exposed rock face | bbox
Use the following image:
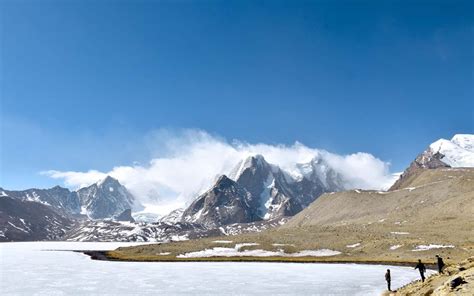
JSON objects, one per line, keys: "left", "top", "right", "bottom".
{"left": 114, "top": 209, "right": 135, "bottom": 222}
{"left": 77, "top": 176, "right": 141, "bottom": 219}
{"left": 1, "top": 176, "right": 142, "bottom": 220}
{"left": 0, "top": 194, "right": 74, "bottom": 241}
{"left": 181, "top": 175, "right": 255, "bottom": 228}
{"left": 233, "top": 155, "right": 296, "bottom": 219}
{"left": 182, "top": 155, "right": 346, "bottom": 227}
{"left": 232, "top": 155, "right": 345, "bottom": 219}
{"left": 390, "top": 148, "right": 450, "bottom": 191}
{"left": 0, "top": 186, "right": 81, "bottom": 216}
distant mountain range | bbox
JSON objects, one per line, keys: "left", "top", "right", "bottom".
{"left": 1, "top": 134, "right": 473, "bottom": 242}
{"left": 1, "top": 175, "right": 141, "bottom": 220}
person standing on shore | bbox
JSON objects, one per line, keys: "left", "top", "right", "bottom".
{"left": 436, "top": 255, "right": 445, "bottom": 274}
{"left": 385, "top": 269, "right": 391, "bottom": 291}
{"left": 415, "top": 259, "right": 426, "bottom": 282}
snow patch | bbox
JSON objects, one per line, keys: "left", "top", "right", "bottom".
{"left": 7, "top": 222, "right": 29, "bottom": 233}
{"left": 390, "top": 245, "right": 402, "bottom": 250}
{"left": 177, "top": 248, "right": 341, "bottom": 258}
{"left": 390, "top": 232, "right": 410, "bottom": 235}
{"left": 412, "top": 244, "right": 455, "bottom": 251}
{"left": 213, "top": 240, "right": 233, "bottom": 244}
{"left": 260, "top": 174, "right": 275, "bottom": 220}
{"left": 346, "top": 243, "right": 361, "bottom": 248}
{"left": 235, "top": 243, "right": 259, "bottom": 250}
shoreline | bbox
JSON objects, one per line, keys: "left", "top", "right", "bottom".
{"left": 78, "top": 250, "right": 436, "bottom": 268}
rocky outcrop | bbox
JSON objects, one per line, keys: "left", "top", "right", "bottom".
{"left": 233, "top": 155, "right": 298, "bottom": 219}
{"left": 385, "top": 257, "right": 474, "bottom": 296}
{"left": 390, "top": 150, "right": 450, "bottom": 190}
{"left": 114, "top": 209, "right": 135, "bottom": 222}
{"left": 181, "top": 175, "right": 255, "bottom": 228}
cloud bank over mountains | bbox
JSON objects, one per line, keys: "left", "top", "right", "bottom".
{"left": 43, "top": 129, "right": 395, "bottom": 215}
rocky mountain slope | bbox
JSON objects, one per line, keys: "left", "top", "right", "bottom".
{"left": 391, "top": 134, "right": 474, "bottom": 190}
{"left": 0, "top": 194, "right": 74, "bottom": 241}
{"left": 0, "top": 177, "right": 142, "bottom": 241}
{"left": 182, "top": 155, "right": 346, "bottom": 227}
{"left": 0, "top": 186, "right": 81, "bottom": 216}
{"left": 2, "top": 176, "right": 140, "bottom": 220}
{"left": 181, "top": 175, "right": 255, "bottom": 228}
{"left": 77, "top": 176, "right": 141, "bottom": 219}
{"left": 64, "top": 216, "right": 286, "bottom": 242}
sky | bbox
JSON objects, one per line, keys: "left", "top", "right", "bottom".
{"left": 1, "top": 0, "right": 473, "bottom": 191}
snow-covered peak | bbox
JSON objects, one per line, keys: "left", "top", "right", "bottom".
{"left": 451, "top": 134, "right": 474, "bottom": 152}
{"left": 429, "top": 134, "right": 474, "bottom": 167}
{"left": 228, "top": 154, "right": 269, "bottom": 180}
{"left": 97, "top": 175, "right": 120, "bottom": 187}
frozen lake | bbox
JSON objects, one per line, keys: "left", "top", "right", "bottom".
{"left": 0, "top": 242, "right": 427, "bottom": 295}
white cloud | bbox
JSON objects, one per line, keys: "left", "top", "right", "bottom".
{"left": 42, "top": 129, "right": 396, "bottom": 216}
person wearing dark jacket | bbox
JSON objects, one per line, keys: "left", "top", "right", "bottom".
{"left": 436, "top": 255, "right": 445, "bottom": 273}
{"left": 415, "top": 259, "right": 426, "bottom": 282}
{"left": 385, "top": 269, "right": 391, "bottom": 291}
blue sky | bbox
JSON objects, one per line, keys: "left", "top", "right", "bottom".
{"left": 1, "top": 0, "right": 473, "bottom": 190}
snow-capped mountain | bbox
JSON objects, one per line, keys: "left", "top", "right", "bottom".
{"left": 390, "top": 134, "right": 474, "bottom": 190}
{"left": 182, "top": 155, "right": 346, "bottom": 227}
{"left": 429, "top": 134, "right": 474, "bottom": 167}
{"left": 181, "top": 175, "right": 255, "bottom": 228}
{"left": 0, "top": 186, "right": 81, "bottom": 216}
{"left": 77, "top": 176, "right": 142, "bottom": 219}
{"left": 2, "top": 176, "right": 142, "bottom": 220}
{"left": 231, "top": 155, "right": 346, "bottom": 218}
{"left": 231, "top": 155, "right": 296, "bottom": 219}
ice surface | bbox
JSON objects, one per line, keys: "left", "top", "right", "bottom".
{"left": 0, "top": 242, "right": 428, "bottom": 296}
